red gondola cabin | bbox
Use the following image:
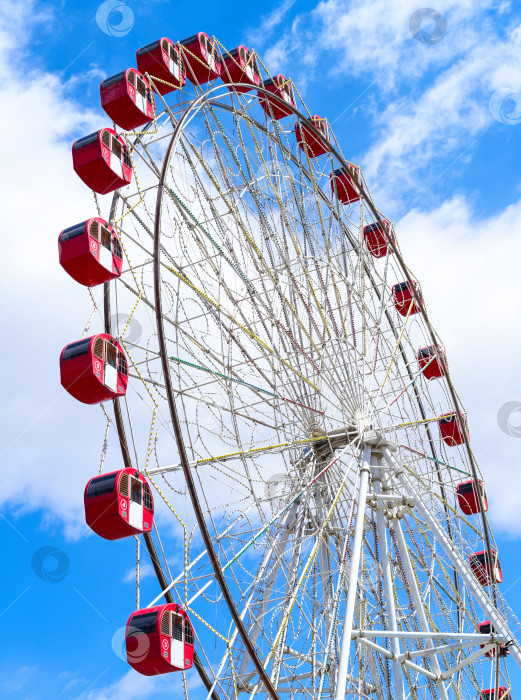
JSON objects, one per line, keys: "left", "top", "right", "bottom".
{"left": 417, "top": 345, "right": 446, "bottom": 380}
{"left": 438, "top": 411, "right": 467, "bottom": 446}
{"left": 456, "top": 479, "right": 487, "bottom": 515}
{"left": 392, "top": 280, "right": 423, "bottom": 317}
{"left": 84, "top": 468, "right": 153, "bottom": 540}
{"left": 179, "top": 33, "right": 222, "bottom": 85}
{"left": 470, "top": 549, "right": 503, "bottom": 585}
{"left": 136, "top": 38, "right": 186, "bottom": 94}
{"left": 222, "top": 46, "right": 261, "bottom": 93}
{"left": 477, "top": 620, "right": 509, "bottom": 658}
{"left": 60, "top": 333, "right": 128, "bottom": 404}
{"left": 259, "top": 75, "right": 295, "bottom": 120}
{"left": 126, "top": 604, "right": 194, "bottom": 675}
{"left": 331, "top": 165, "right": 362, "bottom": 205}
{"left": 363, "top": 219, "right": 395, "bottom": 258}
{"left": 295, "top": 116, "right": 330, "bottom": 158}
{"left": 100, "top": 69, "right": 154, "bottom": 131}
{"left": 481, "top": 689, "right": 511, "bottom": 699}
{"left": 58, "top": 218, "right": 123, "bottom": 287}
{"left": 72, "top": 128, "right": 132, "bottom": 195}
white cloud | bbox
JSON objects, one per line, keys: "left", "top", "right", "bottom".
{"left": 246, "top": 0, "right": 298, "bottom": 46}
{"left": 0, "top": 0, "right": 110, "bottom": 538}
{"left": 397, "top": 193, "right": 521, "bottom": 536}
{"left": 85, "top": 666, "right": 203, "bottom": 699}
{"left": 1, "top": 665, "right": 37, "bottom": 693}
{"left": 85, "top": 670, "right": 165, "bottom": 700}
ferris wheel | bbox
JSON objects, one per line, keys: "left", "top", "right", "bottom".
{"left": 58, "top": 31, "right": 521, "bottom": 699}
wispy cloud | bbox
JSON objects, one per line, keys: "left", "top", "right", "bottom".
{"left": 123, "top": 562, "right": 154, "bottom": 583}
{"left": 246, "top": 0, "right": 298, "bottom": 46}
{"left": 253, "top": 0, "right": 521, "bottom": 207}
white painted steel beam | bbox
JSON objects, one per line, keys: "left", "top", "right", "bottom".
{"left": 382, "top": 446, "right": 521, "bottom": 670}
{"left": 351, "top": 630, "right": 506, "bottom": 641}
{"left": 372, "top": 471, "right": 405, "bottom": 699}
{"left": 392, "top": 517, "right": 449, "bottom": 700}
{"left": 334, "top": 446, "right": 371, "bottom": 700}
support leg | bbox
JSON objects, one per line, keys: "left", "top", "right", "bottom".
{"left": 334, "top": 445, "right": 371, "bottom": 700}
{"left": 392, "top": 517, "right": 449, "bottom": 700}
{"left": 372, "top": 472, "right": 405, "bottom": 700}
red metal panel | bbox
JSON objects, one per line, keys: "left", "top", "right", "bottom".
{"left": 330, "top": 165, "right": 362, "bottom": 204}
{"left": 470, "top": 550, "right": 503, "bottom": 585}
{"left": 363, "top": 219, "right": 395, "bottom": 258}
{"left": 477, "top": 620, "right": 509, "bottom": 658}
{"left": 392, "top": 280, "right": 422, "bottom": 317}
{"left": 481, "top": 689, "right": 510, "bottom": 699}
{"left": 100, "top": 69, "right": 154, "bottom": 130}
{"left": 456, "top": 479, "right": 488, "bottom": 515}
{"left": 438, "top": 411, "right": 468, "bottom": 446}
{"left": 417, "top": 344, "right": 445, "bottom": 380}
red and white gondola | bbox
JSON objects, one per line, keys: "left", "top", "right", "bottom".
{"left": 72, "top": 128, "right": 132, "bottom": 194}
{"left": 136, "top": 37, "right": 186, "bottom": 94}
{"left": 179, "top": 32, "right": 222, "bottom": 85}
{"left": 126, "top": 604, "right": 195, "bottom": 675}
{"left": 221, "top": 46, "right": 261, "bottom": 92}
{"left": 295, "top": 115, "right": 330, "bottom": 158}
{"left": 330, "top": 165, "right": 362, "bottom": 204}
{"left": 58, "top": 218, "right": 122, "bottom": 287}
{"left": 84, "top": 468, "right": 154, "bottom": 540}
{"left": 60, "top": 333, "right": 128, "bottom": 404}
{"left": 100, "top": 69, "right": 154, "bottom": 131}
{"left": 259, "top": 74, "right": 295, "bottom": 120}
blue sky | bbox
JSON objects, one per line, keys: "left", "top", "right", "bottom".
{"left": 1, "top": 0, "right": 521, "bottom": 697}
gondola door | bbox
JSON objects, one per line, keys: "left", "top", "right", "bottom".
{"left": 134, "top": 74, "right": 149, "bottom": 116}
{"left": 104, "top": 340, "right": 118, "bottom": 393}
{"left": 202, "top": 35, "right": 216, "bottom": 72}
{"left": 241, "top": 48, "right": 253, "bottom": 82}
{"left": 128, "top": 475, "right": 143, "bottom": 530}
{"left": 104, "top": 132, "right": 124, "bottom": 180}
{"left": 170, "top": 612, "right": 184, "bottom": 668}
{"left": 99, "top": 223, "right": 113, "bottom": 271}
